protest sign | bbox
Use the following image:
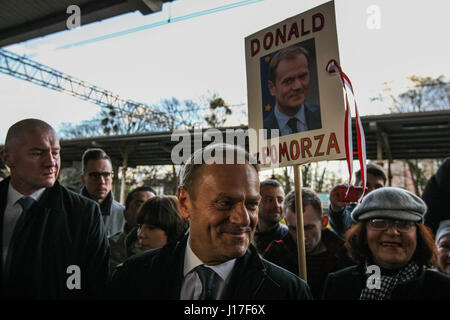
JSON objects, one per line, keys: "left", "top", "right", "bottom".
{"left": 245, "top": 1, "right": 345, "bottom": 168}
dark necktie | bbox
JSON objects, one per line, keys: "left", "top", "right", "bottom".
{"left": 3, "top": 197, "right": 36, "bottom": 282}
{"left": 17, "top": 197, "right": 36, "bottom": 213}
{"left": 287, "top": 117, "right": 298, "bottom": 133}
{"left": 196, "top": 265, "right": 217, "bottom": 300}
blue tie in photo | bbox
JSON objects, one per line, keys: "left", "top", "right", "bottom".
{"left": 287, "top": 117, "right": 298, "bottom": 133}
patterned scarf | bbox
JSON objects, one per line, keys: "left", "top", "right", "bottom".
{"left": 360, "top": 260, "right": 420, "bottom": 300}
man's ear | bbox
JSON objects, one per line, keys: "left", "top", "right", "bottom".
{"left": 0, "top": 148, "right": 14, "bottom": 169}
{"left": 177, "top": 186, "right": 192, "bottom": 219}
{"left": 80, "top": 174, "right": 86, "bottom": 186}
{"left": 321, "top": 215, "right": 329, "bottom": 230}
{"left": 268, "top": 80, "right": 276, "bottom": 97}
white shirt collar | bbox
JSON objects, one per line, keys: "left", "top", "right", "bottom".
{"left": 7, "top": 183, "right": 46, "bottom": 207}
{"left": 183, "top": 235, "right": 236, "bottom": 281}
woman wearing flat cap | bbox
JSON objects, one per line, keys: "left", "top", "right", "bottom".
{"left": 322, "top": 187, "right": 450, "bottom": 299}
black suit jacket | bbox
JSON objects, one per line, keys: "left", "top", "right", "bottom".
{"left": 0, "top": 178, "right": 110, "bottom": 299}
{"left": 106, "top": 235, "right": 312, "bottom": 300}
{"left": 263, "top": 103, "right": 322, "bottom": 139}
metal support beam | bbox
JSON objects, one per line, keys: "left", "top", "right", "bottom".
{"left": 380, "top": 131, "right": 393, "bottom": 186}
{"left": 119, "top": 147, "right": 129, "bottom": 205}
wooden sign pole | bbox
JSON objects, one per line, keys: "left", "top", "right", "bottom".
{"left": 294, "top": 164, "right": 307, "bottom": 281}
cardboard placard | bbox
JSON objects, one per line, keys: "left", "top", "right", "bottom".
{"left": 245, "top": 1, "right": 345, "bottom": 168}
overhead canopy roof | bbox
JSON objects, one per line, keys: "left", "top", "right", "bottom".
{"left": 1, "top": 111, "right": 449, "bottom": 171}
{"left": 53, "top": 110, "right": 450, "bottom": 168}
{"left": 0, "top": 0, "right": 173, "bottom": 48}
{"left": 360, "top": 110, "right": 450, "bottom": 161}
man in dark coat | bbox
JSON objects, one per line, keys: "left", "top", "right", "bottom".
{"left": 422, "top": 157, "right": 450, "bottom": 234}
{"left": 107, "top": 143, "right": 312, "bottom": 300}
{"left": 253, "top": 179, "right": 288, "bottom": 254}
{"left": 263, "top": 189, "right": 353, "bottom": 299}
{"left": 263, "top": 45, "right": 322, "bottom": 140}
{"left": 0, "top": 119, "right": 109, "bottom": 299}
{"left": 80, "top": 148, "right": 125, "bottom": 237}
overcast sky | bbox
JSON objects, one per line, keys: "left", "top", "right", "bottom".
{"left": 0, "top": 0, "right": 449, "bottom": 144}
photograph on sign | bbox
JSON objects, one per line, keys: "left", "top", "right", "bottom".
{"left": 260, "top": 38, "right": 321, "bottom": 138}
{"left": 245, "top": 1, "right": 346, "bottom": 168}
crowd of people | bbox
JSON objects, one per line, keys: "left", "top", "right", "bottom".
{"left": 0, "top": 118, "right": 449, "bottom": 300}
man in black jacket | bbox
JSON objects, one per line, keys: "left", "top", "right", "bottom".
{"left": 423, "top": 157, "right": 450, "bottom": 234}
{"left": 0, "top": 119, "right": 109, "bottom": 299}
{"left": 107, "top": 143, "right": 312, "bottom": 300}
{"left": 263, "top": 189, "right": 354, "bottom": 299}
{"left": 80, "top": 148, "right": 125, "bottom": 237}
{"left": 253, "top": 179, "right": 288, "bottom": 254}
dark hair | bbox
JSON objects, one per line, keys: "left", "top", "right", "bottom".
{"left": 284, "top": 188, "right": 322, "bottom": 218}
{"left": 125, "top": 186, "right": 157, "bottom": 209}
{"left": 136, "top": 195, "right": 188, "bottom": 243}
{"left": 269, "top": 45, "right": 310, "bottom": 83}
{"left": 81, "top": 148, "right": 112, "bottom": 173}
{"left": 260, "top": 179, "right": 282, "bottom": 194}
{"left": 355, "top": 163, "right": 387, "bottom": 186}
{"left": 179, "top": 143, "right": 258, "bottom": 200}
{"left": 345, "top": 221, "right": 437, "bottom": 267}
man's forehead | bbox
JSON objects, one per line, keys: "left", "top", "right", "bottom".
{"left": 215, "top": 189, "right": 261, "bottom": 201}
{"left": 276, "top": 55, "right": 308, "bottom": 74}
{"left": 86, "top": 158, "right": 112, "bottom": 169}
{"left": 19, "top": 126, "right": 59, "bottom": 146}
{"left": 196, "top": 163, "right": 259, "bottom": 188}
{"left": 203, "top": 163, "right": 258, "bottom": 180}
{"left": 261, "top": 185, "right": 283, "bottom": 195}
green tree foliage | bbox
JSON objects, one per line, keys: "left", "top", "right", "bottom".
{"left": 204, "top": 95, "right": 232, "bottom": 127}
{"left": 58, "top": 93, "right": 232, "bottom": 195}
{"left": 373, "top": 75, "right": 449, "bottom": 195}
{"left": 59, "top": 97, "right": 205, "bottom": 138}
{"left": 373, "top": 75, "right": 449, "bottom": 113}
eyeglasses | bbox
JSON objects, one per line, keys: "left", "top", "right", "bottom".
{"left": 86, "top": 171, "right": 113, "bottom": 180}
{"left": 367, "top": 219, "right": 416, "bottom": 233}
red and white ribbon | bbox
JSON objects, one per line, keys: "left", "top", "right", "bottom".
{"left": 326, "top": 59, "right": 367, "bottom": 202}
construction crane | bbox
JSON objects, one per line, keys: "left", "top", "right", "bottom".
{"left": 0, "top": 48, "right": 154, "bottom": 116}
{"left": 0, "top": 0, "right": 263, "bottom": 111}
{"left": 0, "top": 0, "right": 262, "bottom": 130}
{"left": 0, "top": 48, "right": 164, "bottom": 202}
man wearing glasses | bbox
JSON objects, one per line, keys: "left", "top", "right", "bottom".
{"left": 81, "top": 148, "right": 125, "bottom": 237}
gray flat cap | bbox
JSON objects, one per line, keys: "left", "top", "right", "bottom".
{"left": 352, "top": 187, "right": 426, "bottom": 222}
{"left": 436, "top": 219, "right": 450, "bottom": 243}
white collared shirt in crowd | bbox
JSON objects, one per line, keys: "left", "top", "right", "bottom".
{"left": 180, "top": 235, "right": 236, "bottom": 300}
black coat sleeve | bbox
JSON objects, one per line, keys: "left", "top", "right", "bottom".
{"left": 79, "top": 200, "right": 110, "bottom": 299}
{"left": 423, "top": 158, "right": 450, "bottom": 233}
